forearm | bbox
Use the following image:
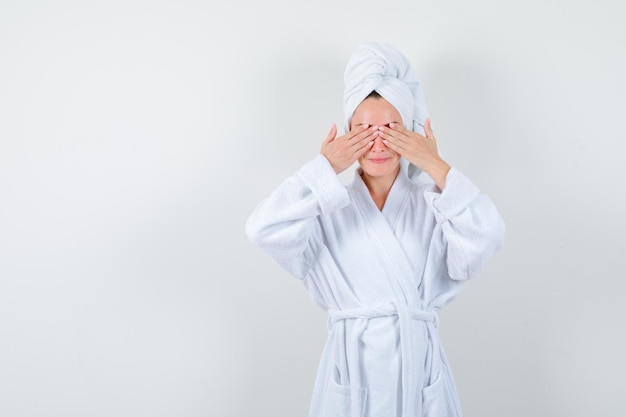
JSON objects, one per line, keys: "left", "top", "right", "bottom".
{"left": 245, "top": 155, "right": 349, "bottom": 276}
{"left": 422, "top": 158, "right": 451, "bottom": 191}
{"left": 424, "top": 168, "right": 505, "bottom": 280}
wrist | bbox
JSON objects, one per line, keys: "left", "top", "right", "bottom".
{"left": 321, "top": 153, "right": 344, "bottom": 175}
{"left": 424, "top": 158, "right": 450, "bottom": 190}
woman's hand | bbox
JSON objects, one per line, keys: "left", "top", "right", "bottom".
{"left": 379, "top": 118, "right": 451, "bottom": 189}
{"left": 321, "top": 123, "right": 377, "bottom": 174}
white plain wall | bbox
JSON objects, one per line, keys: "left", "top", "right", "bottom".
{"left": 1, "top": 1, "right": 624, "bottom": 416}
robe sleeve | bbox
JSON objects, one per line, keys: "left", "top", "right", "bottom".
{"left": 245, "top": 154, "right": 350, "bottom": 279}
{"left": 423, "top": 167, "right": 505, "bottom": 281}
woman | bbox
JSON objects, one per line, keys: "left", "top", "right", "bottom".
{"left": 246, "top": 42, "right": 505, "bottom": 417}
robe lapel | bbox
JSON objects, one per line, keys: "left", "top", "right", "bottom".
{"left": 381, "top": 167, "right": 411, "bottom": 228}
{"left": 348, "top": 167, "right": 433, "bottom": 417}
{"left": 348, "top": 168, "right": 421, "bottom": 309}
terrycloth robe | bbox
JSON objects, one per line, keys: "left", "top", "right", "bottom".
{"left": 246, "top": 156, "right": 505, "bottom": 417}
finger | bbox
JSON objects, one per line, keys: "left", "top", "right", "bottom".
{"left": 354, "top": 138, "right": 375, "bottom": 158}
{"left": 351, "top": 128, "right": 380, "bottom": 149}
{"left": 382, "top": 137, "right": 406, "bottom": 155}
{"left": 424, "top": 118, "right": 434, "bottom": 139}
{"left": 387, "top": 123, "right": 419, "bottom": 143}
{"left": 346, "top": 126, "right": 376, "bottom": 148}
{"left": 388, "top": 122, "right": 409, "bottom": 134}
{"left": 323, "top": 123, "right": 337, "bottom": 144}
{"left": 378, "top": 127, "right": 408, "bottom": 146}
{"left": 381, "top": 123, "right": 413, "bottom": 142}
{"left": 347, "top": 124, "right": 371, "bottom": 140}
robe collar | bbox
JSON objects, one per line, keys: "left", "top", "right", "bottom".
{"left": 348, "top": 158, "right": 421, "bottom": 307}
{"left": 350, "top": 158, "right": 413, "bottom": 227}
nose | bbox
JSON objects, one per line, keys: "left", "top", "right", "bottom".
{"left": 371, "top": 132, "right": 387, "bottom": 151}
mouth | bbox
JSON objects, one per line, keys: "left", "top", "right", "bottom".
{"left": 368, "top": 158, "right": 390, "bottom": 164}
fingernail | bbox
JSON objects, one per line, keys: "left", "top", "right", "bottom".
{"left": 389, "top": 123, "right": 395, "bottom": 128}
{"left": 363, "top": 124, "right": 369, "bottom": 129}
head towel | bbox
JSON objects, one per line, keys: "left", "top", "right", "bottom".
{"left": 343, "top": 42, "right": 429, "bottom": 135}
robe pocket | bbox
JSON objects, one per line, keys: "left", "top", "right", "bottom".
{"left": 422, "top": 372, "right": 458, "bottom": 417}
{"left": 321, "top": 371, "right": 368, "bottom": 417}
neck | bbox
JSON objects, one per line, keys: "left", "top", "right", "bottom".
{"left": 361, "top": 165, "right": 400, "bottom": 210}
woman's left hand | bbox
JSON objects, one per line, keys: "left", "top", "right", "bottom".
{"left": 378, "top": 118, "right": 451, "bottom": 190}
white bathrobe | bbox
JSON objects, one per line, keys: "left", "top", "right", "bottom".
{"left": 246, "top": 155, "right": 505, "bottom": 417}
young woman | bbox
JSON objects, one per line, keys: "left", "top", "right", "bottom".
{"left": 246, "top": 42, "right": 505, "bottom": 417}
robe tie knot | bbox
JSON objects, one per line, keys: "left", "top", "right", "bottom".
{"left": 327, "top": 302, "right": 439, "bottom": 417}
{"left": 327, "top": 302, "right": 438, "bottom": 328}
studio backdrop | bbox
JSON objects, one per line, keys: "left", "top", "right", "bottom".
{"left": 0, "top": 1, "right": 624, "bottom": 416}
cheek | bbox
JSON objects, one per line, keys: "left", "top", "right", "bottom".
{"left": 385, "top": 146, "right": 400, "bottom": 158}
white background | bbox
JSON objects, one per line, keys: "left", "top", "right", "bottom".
{"left": 1, "top": 1, "right": 624, "bottom": 416}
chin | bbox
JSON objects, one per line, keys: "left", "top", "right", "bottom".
{"left": 361, "top": 160, "right": 400, "bottom": 178}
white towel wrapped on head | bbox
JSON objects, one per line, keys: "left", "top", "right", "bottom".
{"left": 343, "top": 42, "right": 429, "bottom": 136}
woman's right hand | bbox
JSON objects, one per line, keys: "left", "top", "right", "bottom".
{"left": 320, "top": 123, "right": 378, "bottom": 174}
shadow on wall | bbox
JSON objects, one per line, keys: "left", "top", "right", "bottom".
{"left": 421, "top": 55, "right": 517, "bottom": 185}
{"left": 231, "top": 49, "right": 349, "bottom": 417}
{"left": 244, "top": 48, "right": 348, "bottom": 172}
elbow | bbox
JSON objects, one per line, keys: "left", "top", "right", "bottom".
{"left": 245, "top": 214, "right": 264, "bottom": 246}
{"left": 447, "top": 215, "right": 506, "bottom": 282}
{"left": 492, "top": 212, "right": 506, "bottom": 252}
{"left": 469, "top": 215, "right": 506, "bottom": 278}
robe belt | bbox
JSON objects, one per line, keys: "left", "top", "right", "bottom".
{"left": 328, "top": 302, "right": 439, "bottom": 417}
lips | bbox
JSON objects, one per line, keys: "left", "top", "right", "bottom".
{"left": 369, "top": 158, "right": 390, "bottom": 164}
